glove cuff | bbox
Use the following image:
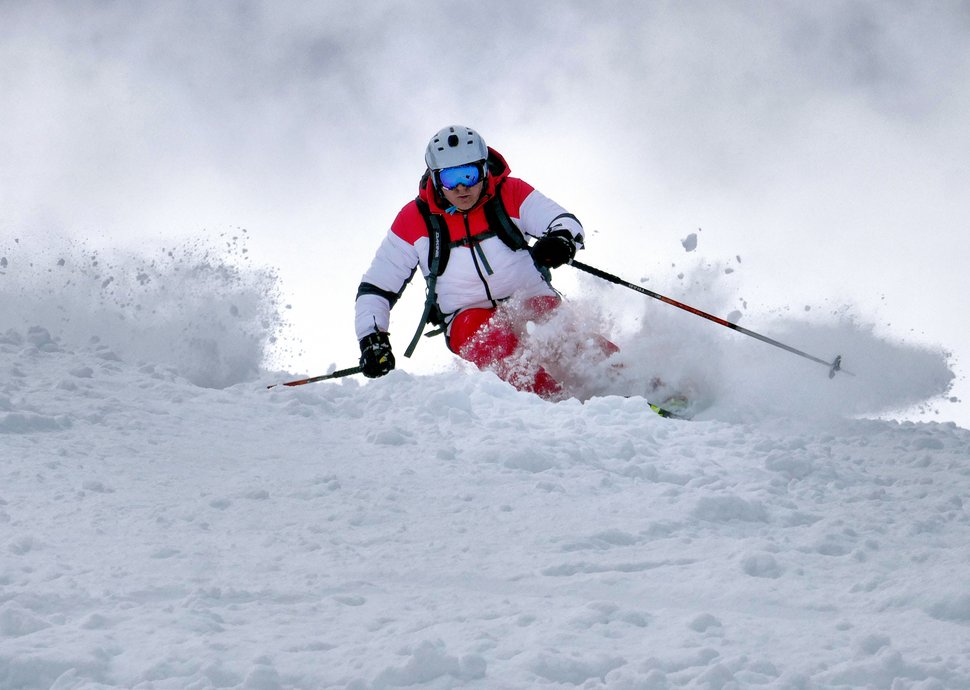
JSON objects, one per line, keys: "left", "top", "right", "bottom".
{"left": 360, "top": 330, "right": 390, "bottom": 352}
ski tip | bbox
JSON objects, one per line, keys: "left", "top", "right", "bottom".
{"left": 648, "top": 402, "right": 694, "bottom": 421}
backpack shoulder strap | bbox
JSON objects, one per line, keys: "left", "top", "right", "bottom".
{"left": 405, "top": 198, "right": 448, "bottom": 357}
{"left": 415, "top": 197, "right": 451, "bottom": 276}
{"left": 483, "top": 185, "right": 529, "bottom": 251}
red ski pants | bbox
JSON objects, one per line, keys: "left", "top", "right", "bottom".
{"left": 447, "top": 296, "right": 589, "bottom": 398}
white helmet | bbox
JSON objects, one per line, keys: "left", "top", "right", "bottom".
{"left": 424, "top": 125, "right": 488, "bottom": 170}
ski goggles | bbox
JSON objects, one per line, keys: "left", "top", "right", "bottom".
{"left": 436, "top": 162, "right": 484, "bottom": 190}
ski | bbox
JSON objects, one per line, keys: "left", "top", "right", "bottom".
{"left": 648, "top": 402, "right": 693, "bottom": 420}
{"left": 648, "top": 395, "right": 701, "bottom": 420}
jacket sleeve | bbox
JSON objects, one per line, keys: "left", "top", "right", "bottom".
{"left": 354, "top": 231, "right": 422, "bottom": 340}
{"left": 504, "top": 178, "right": 585, "bottom": 248}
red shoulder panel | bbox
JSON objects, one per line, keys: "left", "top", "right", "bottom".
{"left": 390, "top": 201, "right": 429, "bottom": 246}
{"left": 499, "top": 177, "right": 535, "bottom": 218}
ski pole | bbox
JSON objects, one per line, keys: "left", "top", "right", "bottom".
{"left": 266, "top": 365, "right": 364, "bottom": 389}
{"left": 570, "top": 259, "right": 852, "bottom": 378}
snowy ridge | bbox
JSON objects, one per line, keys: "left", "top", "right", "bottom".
{"left": 2, "top": 324, "right": 970, "bottom": 689}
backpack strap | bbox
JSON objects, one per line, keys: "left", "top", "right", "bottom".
{"left": 404, "top": 197, "right": 448, "bottom": 357}
{"left": 483, "top": 192, "right": 529, "bottom": 251}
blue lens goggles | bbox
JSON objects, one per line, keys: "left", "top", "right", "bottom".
{"left": 437, "top": 162, "right": 483, "bottom": 190}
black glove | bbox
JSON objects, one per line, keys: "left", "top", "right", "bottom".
{"left": 531, "top": 231, "right": 577, "bottom": 268}
{"left": 359, "top": 331, "right": 395, "bottom": 378}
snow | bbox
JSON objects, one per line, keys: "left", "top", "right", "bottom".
{"left": 2, "top": 242, "right": 969, "bottom": 689}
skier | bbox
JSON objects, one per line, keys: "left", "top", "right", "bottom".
{"left": 354, "top": 124, "right": 613, "bottom": 398}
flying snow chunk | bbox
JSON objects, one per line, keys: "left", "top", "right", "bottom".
{"left": 681, "top": 233, "right": 698, "bottom": 252}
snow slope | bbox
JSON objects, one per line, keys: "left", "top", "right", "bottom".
{"left": 2, "top": 242, "right": 969, "bottom": 689}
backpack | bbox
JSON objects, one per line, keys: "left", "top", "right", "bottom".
{"left": 403, "top": 184, "right": 530, "bottom": 357}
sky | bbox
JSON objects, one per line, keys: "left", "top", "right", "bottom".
{"left": 2, "top": 1, "right": 969, "bottom": 425}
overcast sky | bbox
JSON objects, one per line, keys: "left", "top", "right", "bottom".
{"left": 3, "top": 1, "right": 969, "bottom": 423}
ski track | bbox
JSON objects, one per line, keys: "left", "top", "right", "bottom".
{"left": 2, "top": 327, "right": 969, "bottom": 689}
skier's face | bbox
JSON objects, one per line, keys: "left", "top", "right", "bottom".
{"left": 441, "top": 180, "right": 484, "bottom": 212}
